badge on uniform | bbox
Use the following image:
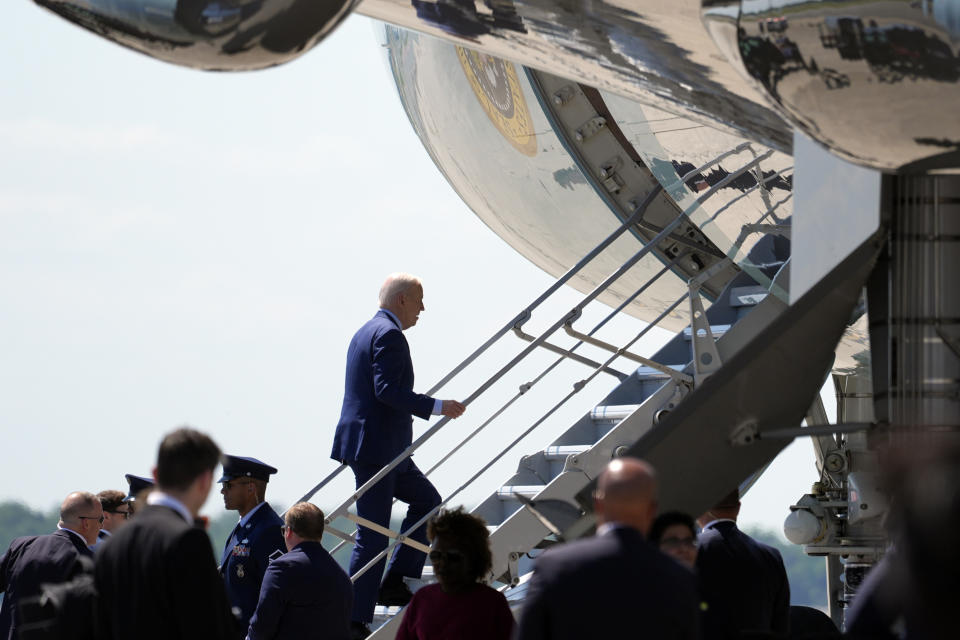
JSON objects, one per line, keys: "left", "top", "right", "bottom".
{"left": 232, "top": 543, "right": 251, "bottom": 558}
{"left": 236, "top": 563, "right": 245, "bottom": 578}
{"left": 268, "top": 549, "right": 284, "bottom": 563}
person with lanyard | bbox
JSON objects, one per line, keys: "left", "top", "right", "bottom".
{"left": 219, "top": 455, "right": 286, "bottom": 633}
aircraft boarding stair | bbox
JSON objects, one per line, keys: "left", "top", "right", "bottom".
{"left": 291, "top": 107, "right": 795, "bottom": 639}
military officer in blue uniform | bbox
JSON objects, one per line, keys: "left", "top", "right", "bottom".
{"left": 123, "top": 473, "right": 155, "bottom": 515}
{"left": 219, "top": 455, "right": 286, "bottom": 633}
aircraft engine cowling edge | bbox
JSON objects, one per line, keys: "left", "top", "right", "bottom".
{"left": 34, "top": 0, "right": 361, "bottom": 71}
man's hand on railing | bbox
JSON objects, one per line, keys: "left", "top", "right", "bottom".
{"left": 440, "top": 400, "right": 467, "bottom": 418}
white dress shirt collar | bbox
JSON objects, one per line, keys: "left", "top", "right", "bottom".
{"left": 57, "top": 525, "right": 90, "bottom": 547}
{"left": 238, "top": 501, "right": 267, "bottom": 528}
{"left": 146, "top": 491, "right": 194, "bottom": 523}
{"left": 701, "top": 518, "right": 737, "bottom": 531}
{"left": 380, "top": 308, "right": 402, "bottom": 329}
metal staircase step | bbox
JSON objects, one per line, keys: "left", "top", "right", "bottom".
{"left": 497, "top": 485, "right": 545, "bottom": 500}
{"left": 590, "top": 405, "right": 641, "bottom": 423}
{"left": 682, "top": 324, "right": 730, "bottom": 340}
{"left": 542, "top": 445, "right": 590, "bottom": 460}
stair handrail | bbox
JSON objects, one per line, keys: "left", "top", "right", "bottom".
{"left": 349, "top": 279, "right": 693, "bottom": 583}
{"left": 321, "top": 184, "right": 671, "bottom": 525}
{"left": 317, "top": 146, "right": 782, "bottom": 567}
{"left": 323, "top": 251, "right": 690, "bottom": 558}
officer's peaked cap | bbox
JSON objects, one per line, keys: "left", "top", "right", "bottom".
{"left": 219, "top": 455, "right": 278, "bottom": 483}
{"left": 124, "top": 474, "right": 155, "bottom": 502}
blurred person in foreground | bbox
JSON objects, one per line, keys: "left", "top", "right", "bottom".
{"left": 95, "top": 427, "right": 237, "bottom": 640}
{"left": 649, "top": 511, "right": 699, "bottom": 570}
{"left": 846, "top": 440, "right": 960, "bottom": 640}
{"left": 516, "top": 457, "right": 699, "bottom": 640}
{"left": 0, "top": 492, "right": 101, "bottom": 639}
{"left": 396, "top": 507, "right": 513, "bottom": 640}
{"left": 246, "top": 502, "right": 352, "bottom": 640}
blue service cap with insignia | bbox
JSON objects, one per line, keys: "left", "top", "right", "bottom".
{"left": 218, "top": 455, "right": 278, "bottom": 483}
{"left": 124, "top": 474, "right": 155, "bottom": 502}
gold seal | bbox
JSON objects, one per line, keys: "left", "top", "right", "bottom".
{"left": 456, "top": 47, "right": 538, "bottom": 157}
{"left": 236, "top": 563, "right": 245, "bottom": 578}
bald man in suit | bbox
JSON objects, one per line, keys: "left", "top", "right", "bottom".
{"left": 516, "top": 458, "right": 700, "bottom": 640}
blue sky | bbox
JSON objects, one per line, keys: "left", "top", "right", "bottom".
{"left": 1, "top": 3, "right": 817, "bottom": 535}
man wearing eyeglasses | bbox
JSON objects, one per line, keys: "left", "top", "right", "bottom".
{"left": 0, "top": 491, "right": 101, "bottom": 638}
{"left": 219, "top": 455, "right": 286, "bottom": 634}
{"left": 93, "top": 490, "right": 131, "bottom": 548}
{"left": 246, "top": 502, "right": 352, "bottom": 640}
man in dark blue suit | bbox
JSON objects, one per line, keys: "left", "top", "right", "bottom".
{"left": 219, "top": 455, "right": 287, "bottom": 632}
{"left": 247, "top": 502, "right": 352, "bottom": 640}
{"left": 331, "top": 273, "right": 466, "bottom": 638}
{"left": 0, "top": 491, "right": 101, "bottom": 639}
{"left": 696, "top": 489, "right": 790, "bottom": 639}
{"left": 516, "top": 458, "right": 701, "bottom": 640}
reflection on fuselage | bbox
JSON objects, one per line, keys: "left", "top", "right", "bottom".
{"left": 704, "top": 0, "right": 960, "bottom": 171}
{"left": 381, "top": 24, "right": 793, "bottom": 330}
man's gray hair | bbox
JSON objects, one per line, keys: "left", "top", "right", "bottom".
{"left": 379, "top": 273, "right": 422, "bottom": 307}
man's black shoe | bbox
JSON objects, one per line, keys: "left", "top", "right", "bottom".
{"left": 376, "top": 582, "right": 414, "bottom": 606}
{"left": 350, "top": 621, "right": 372, "bottom": 640}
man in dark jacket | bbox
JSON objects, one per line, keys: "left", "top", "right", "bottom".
{"left": 330, "top": 273, "right": 465, "bottom": 637}
{"left": 696, "top": 489, "right": 790, "bottom": 639}
{"left": 516, "top": 458, "right": 700, "bottom": 640}
{"left": 0, "top": 491, "right": 101, "bottom": 640}
{"left": 95, "top": 427, "right": 238, "bottom": 640}
{"left": 246, "top": 502, "right": 352, "bottom": 640}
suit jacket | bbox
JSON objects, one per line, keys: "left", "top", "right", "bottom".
{"left": 222, "top": 503, "right": 286, "bottom": 631}
{"left": 246, "top": 541, "right": 352, "bottom": 640}
{"left": 516, "top": 526, "right": 700, "bottom": 640}
{"left": 0, "top": 529, "right": 93, "bottom": 640}
{"left": 331, "top": 310, "right": 436, "bottom": 466}
{"left": 94, "top": 504, "right": 238, "bottom": 640}
{"left": 695, "top": 520, "right": 790, "bottom": 639}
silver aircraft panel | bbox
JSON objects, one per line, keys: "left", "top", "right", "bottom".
{"left": 383, "top": 25, "right": 694, "bottom": 330}
{"left": 382, "top": 26, "right": 803, "bottom": 330}
{"left": 599, "top": 91, "right": 794, "bottom": 295}
{"left": 361, "top": 0, "right": 793, "bottom": 152}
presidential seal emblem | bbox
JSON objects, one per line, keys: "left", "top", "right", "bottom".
{"left": 456, "top": 47, "right": 538, "bottom": 157}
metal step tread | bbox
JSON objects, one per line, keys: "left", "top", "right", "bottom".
{"left": 590, "top": 404, "right": 641, "bottom": 421}
{"left": 543, "top": 445, "right": 591, "bottom": 459}
{"left": 497, "top": 485, "right": 545, "bottom": 500}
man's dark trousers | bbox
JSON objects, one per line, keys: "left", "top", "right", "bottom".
{"left": 348, "top": 458, "right": 440, "bottom": 623}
